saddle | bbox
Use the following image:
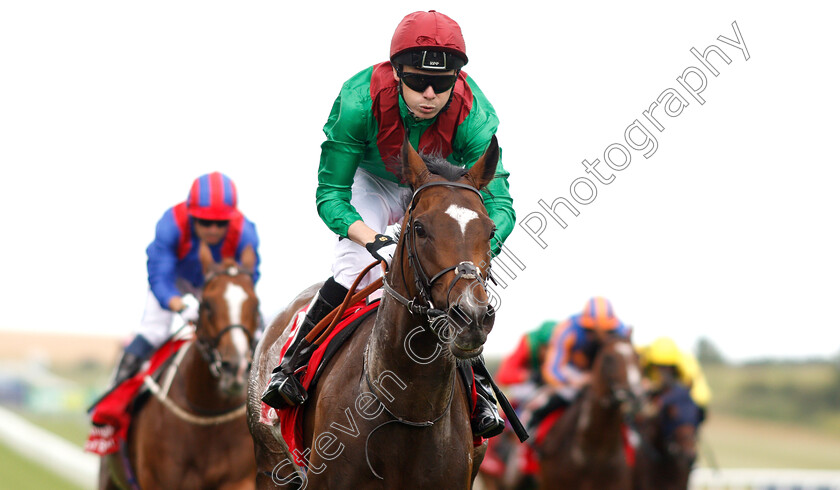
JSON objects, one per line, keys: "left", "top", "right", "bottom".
{"left": 260, "top": 299, "right": 380, "bottom": 466}
{"left": 85, "top": 334, "right": 192, "bottom": 455}
{"left": 259, "top": 298, "right": 483, "bottom": 467}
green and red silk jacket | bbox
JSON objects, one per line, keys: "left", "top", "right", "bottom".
{"left": 316, "top": 62, "right": 515, "bottom": 255}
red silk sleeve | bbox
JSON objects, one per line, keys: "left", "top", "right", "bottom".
{"left": 496, "top": 337, "right": 531, "bottom": 385}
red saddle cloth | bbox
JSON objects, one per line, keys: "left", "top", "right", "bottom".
{"left": 259, "top": 300, "right": 380, "bottom": 467}
{"left": 84, "top": 338, "right": 189, "bottom": 455}
{"left": 518, "top": 407, "right": 636, "bottom": 475}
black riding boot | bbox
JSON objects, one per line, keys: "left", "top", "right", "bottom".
{"left": 261, "top": 292, "right": 338, "bottom": 409}
{"left": 526, "top": 393, "right": 568, "bottom": 433}
{"left": 113, "top": 351, "right": 145, "bottom": 385}
{"left": 470, "top": 361, "right": 506, "bottom": 438}
{"left": 89, "top": 336, "right": 152, "bottom": 413}
{"left": 111, "top": 335, "right": 153, "bottom": 387}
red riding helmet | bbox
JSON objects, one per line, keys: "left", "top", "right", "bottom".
{"left": 578, "top": 297, "right": 621, "bottom": 331}
{"left": 390, "top": 10, "right": 468, "bottom": 72}
{"left": 186, "top": 172, "right": 238, "bottom": 220}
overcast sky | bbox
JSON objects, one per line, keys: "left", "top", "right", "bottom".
{"left": 1, "top": 1, "right": 838, "bottom": 363}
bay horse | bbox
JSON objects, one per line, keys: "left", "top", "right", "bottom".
{"left": 100, "top": 242, "right": 259, "bottom": 489}
{"left": 633, "top": 384, "right": 699, "bottom": 490}
{"left": 537, "top": 334, "right": 644, "bottom": 490}
{"left": 248, "top": 136, "right": 501, "bottom": 489}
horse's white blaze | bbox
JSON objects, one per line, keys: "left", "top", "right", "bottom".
{"left": 578, "top": 397, "right": 591, "bottom": 431}
{"left": 445, "top": 204, "right": 478, "bottom": 235}
{"left": 615, "top": 342, "right": 642, "bottom": 388}
{"left": 223, "top": 283, "right": 250, "bottom": 356}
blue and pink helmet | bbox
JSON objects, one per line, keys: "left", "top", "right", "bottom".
{"left": 186, "top": 172, "right": 238, "bottom": 221}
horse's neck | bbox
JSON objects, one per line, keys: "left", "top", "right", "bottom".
{"left": 177, "top": 345, "right": 242, "bottom": 412}
{"left": 365, "top": 293, "right": 456, "bottom": 420}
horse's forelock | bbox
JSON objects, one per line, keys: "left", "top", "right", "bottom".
{"left": 423, "top": 153, "right": 468, "bottom": 182}
{"left": 397, "top": 151, "right": 469, "bottom": 188}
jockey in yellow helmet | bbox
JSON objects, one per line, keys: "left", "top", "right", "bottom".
{"left": 638, "top": 337, "right": 711, "bottom": 422}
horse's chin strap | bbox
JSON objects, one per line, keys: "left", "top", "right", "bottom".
{"left": 390, "top": 180, "right": 493, "bottom": 323}
{"left": 194, "top": 323, "right": 255, "bottom": 378}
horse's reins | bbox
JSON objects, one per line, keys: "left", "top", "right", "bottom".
{"left": 392, "top": 180, "right": 529, "bottom": 442}
{"left": 143, "top": 341, "right": 246, "bottom": 425}
{"left": 142, "top": 265, "right": 256, "bottom": 425}
{"left": 194, "top": 266, "right": 259, "bottom": 378}
{"left": 383, "top": 181, "right": 496, "bottom": 328}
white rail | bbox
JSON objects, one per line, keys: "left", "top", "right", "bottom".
{"left": 691, "top": 467, "right": 840, "bottom": 489}
{"left": 0, "top": 405, "right": 98, "bottom": 489}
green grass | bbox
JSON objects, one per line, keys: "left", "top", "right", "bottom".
{"left": 0, "top": 441, "right": 85, "bottom": 490}
{"left": 11, "top": 409, "right": 92, "bottom": 449}
{"left": 703, "top": 361, "right": 840, "bottom": 437}
{"left": 697, "top": 412, "right": 840, "bottom": 469}
{"left": 6, "top": 361, "right": 112, "bottom": 449}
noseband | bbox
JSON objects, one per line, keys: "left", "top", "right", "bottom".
{"left": 383, "top": 181, "right": 495, "bottom": 324}
{"left": 194, "top": 266, "right": 257, "bottom": 378}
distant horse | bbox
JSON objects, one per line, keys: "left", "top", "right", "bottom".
{"left": 633, "top": 384, "right": 699, "bottom": 490}
{"left": 537, "top": 335, "right": 644, "bottom": 490}
{"left": 248, "top": 136, "right": 501, "bottom": 488}
{"left": 100, "top": 243, "right": 259, "bottom": 489}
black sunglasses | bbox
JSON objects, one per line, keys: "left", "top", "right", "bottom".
{"left": 195, "top": 218, "right": 230, "bottom": 228}
{"left": 399, "top": 72, "right": 458, "bottom": 94}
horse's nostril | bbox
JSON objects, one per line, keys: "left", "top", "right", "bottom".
{"left": 220, "top": 361, "right": 238, "bottom": 375}
{"left": 448, "top": 303, "right": 487, "bottom": 329}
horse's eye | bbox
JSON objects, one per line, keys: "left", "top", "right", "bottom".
{"left": 414, "top": 221, "right": 427, "bottom": 238}
{"left": 489, "top": 226, "right": 496, "bottom": 240}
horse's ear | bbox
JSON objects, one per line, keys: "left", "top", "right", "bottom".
{"left": 239, "top": 245, "right": 256, "bottom": 273}
{"left": 198, "top": 241, "right": 215, "bottom": 274}
{"left": 465, "top": 135, "right": 499, "bottom": 190}
{"left": 401, "top": 134, "right": 430, "bottom": 189}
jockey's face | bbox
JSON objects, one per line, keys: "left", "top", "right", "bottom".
{"left": 393, "top": 65, "right": 456, "bottom": 120}
{"left": 193, "top": 219, "right": 228, "bottom": 245}
{"left": 647, "top": 364, "right": 678, "bottom": 390}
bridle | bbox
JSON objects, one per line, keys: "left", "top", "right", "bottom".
{"left": 382, "top": 180, "right": 495, "bottom": 326}
{"left": 193, "top": 265, "right": 258, "bottom": 378}
{"left": 363, "top": 180, "right": 497, "bottom": 479}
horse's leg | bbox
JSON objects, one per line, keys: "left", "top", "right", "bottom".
{"left": 98, "top": 456, "right": 120, "bottom": 490}
{"left": 252, "top": 429, "right": 306, "bottom": 490}
{"left": 248, "top": 287, "right": 317, "bottom": 490}
{"left": 470, "top": 440, "right": 488, "bottom": 488}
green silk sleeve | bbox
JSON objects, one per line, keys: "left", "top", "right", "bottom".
{"left": 458, "top": 75, "right": 515, "bottom": 256}
{"left": 315, "top": 69, "right": 374, "bottom": 237}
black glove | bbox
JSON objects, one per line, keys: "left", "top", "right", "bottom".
{"left": 365, "top": 234, "right": 397, "bottom": 269}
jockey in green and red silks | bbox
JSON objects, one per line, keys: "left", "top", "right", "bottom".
{"left": 317, "top": 61, "right": 514, "bottom": 266}
{"left": 114, "top": 172, "right": 261, "bottom": 390}
{"left": 263, "top": 11, "right": 515, "bottom": 440}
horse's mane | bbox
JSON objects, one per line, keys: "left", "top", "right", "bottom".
{"left": 397, "top": 151, "right": 476, "bottom": 211}
{"left": 422, "top": 153, "right": 469, "bottom": 182}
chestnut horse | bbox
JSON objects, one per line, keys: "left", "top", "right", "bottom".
{"left": 633, "top": 384, "right": 699, "bottom": 490}
{"left": 537, "top": 335, "right": 644, "bottom": 490}
{"left": 248, "top": 137, "right": 501, "bottom": 489}
{"left": 100, "top": 243, "right": 259, "bottom": 489}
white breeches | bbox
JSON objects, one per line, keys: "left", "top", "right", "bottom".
{"left": 136, "top": 280, "right": 202, "bottom": 348}
{"left": 332, "top": 168, "right": 411, "bottom": 290}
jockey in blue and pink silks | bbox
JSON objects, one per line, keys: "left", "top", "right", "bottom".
{"left": 108, "top": 172, "right": 261, "bottom": 389}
